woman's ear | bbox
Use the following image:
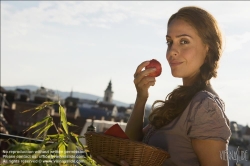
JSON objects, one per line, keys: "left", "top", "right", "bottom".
{"left": 205, "top": 45, "right": 209, "bottom": 55}
{"left": 204, "top": 45, "right": 209, "bottom": 63}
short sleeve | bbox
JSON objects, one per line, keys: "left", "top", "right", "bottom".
{"left": 187, "top": 94, "right": 231, "bottom": 143}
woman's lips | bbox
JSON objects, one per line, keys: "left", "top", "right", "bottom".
{"left": 169, "top": 62, "right": 183, "bottom": 67}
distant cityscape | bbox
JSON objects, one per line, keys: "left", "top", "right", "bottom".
{"left": 0, "top": 80, "right": 249, "bottom": 166}
{"left": 0, "top": 80, "right": 151, "bottom": 136}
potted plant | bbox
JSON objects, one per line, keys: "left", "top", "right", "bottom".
{"left": 1, "top": 101, "right": 99, "bottom": 166}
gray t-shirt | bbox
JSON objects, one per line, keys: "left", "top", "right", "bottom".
{"left": 143, "top": 90, "right": 231, "bottom": 166}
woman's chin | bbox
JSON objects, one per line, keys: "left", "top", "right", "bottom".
{"left": 171, "top": 72, "right": 183, "bottom": 78}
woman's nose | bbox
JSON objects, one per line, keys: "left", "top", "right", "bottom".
{"left": 166, "top": 45, "right": 178, "bottom": 60}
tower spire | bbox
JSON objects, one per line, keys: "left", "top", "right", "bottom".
{"left": 103, "top": 80, "right": 113, "bottom": 103}
{"left": 70, "top": 87, "right": 73, "bottom": 97}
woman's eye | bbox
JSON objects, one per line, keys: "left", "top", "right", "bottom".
{"left": 180, "top": 40, "right": 189, "bottom": 44}
{"left": 166, "top": 41, "right": 172, "bottom": 45}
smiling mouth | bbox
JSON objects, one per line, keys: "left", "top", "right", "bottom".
{"left": 169, "top": 62, "right": 183, "bottom": 67}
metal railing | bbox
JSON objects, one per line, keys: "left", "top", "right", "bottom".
{"left": 0, "top": 133, "right": 44, "bottom": 144}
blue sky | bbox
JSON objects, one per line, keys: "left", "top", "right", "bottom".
{"left": 1, "top": 1, "right": 250, "bottom": 126}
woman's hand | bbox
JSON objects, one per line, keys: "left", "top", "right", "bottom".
{"left": 133, "top": 61, "right": 157, "bottom": 99}
{"left": 93, "top": 156, "right": 129, "bottom": 166}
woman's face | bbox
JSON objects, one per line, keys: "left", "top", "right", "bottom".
{"left": 166, "top": 19, "right": 208, "bottom": 85}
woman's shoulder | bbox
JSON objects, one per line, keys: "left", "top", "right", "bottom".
{"left": 186, "top": 90, "right": 231, "bottom": 142}
{"left": 190, "top": 90, "right": 224, "bottom": 109}
{"left": 187, "top": 90, "right": 227, "bottom": 124}
{"left": 192, "top": 90, "right": 222, "bottom": 102}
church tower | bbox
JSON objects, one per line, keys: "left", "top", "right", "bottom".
{"left": 103, "top": 80, "right": 113, "bottom": 103}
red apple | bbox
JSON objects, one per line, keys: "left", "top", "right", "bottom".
{"left": 145, "top": 59, "right": 162, "bottom": 77}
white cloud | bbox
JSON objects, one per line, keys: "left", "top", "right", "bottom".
{"left": 224, "top": 32, "right": 250, "bottom": 53}
{"left": 212, "top": 2, "right": 250, "bottom": 23}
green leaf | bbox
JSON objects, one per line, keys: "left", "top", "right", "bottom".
{"left": 31, "top": 120, "right": 52, "bottom": 135}
{"left": 6, "top": 138, "right": 19, "bottom": 145}
{"left": 35, "top": 102, "right": 56, "bottom": 110}
{"left": 19, "top": 142, "right": 41, "bottom": 149}
{"left": 59, "top": 105, "right": 68, "bottom": 134}
{"left": 67, "top": 142, "right": 76, "bottom": 157}
{"left": 45, "top": 142, "right": 59, "bottom": 151}
{"left": 32, "top": 128, "right": 42, "bottom": 135}
{"left": 67, "top": 142, "right": 76, "bottom": 151}
{"left": 71, "top": 132, "right": 85, "bottom": 150}
{"left": 70, "top": 132, "right": 85, "bottom": 138}
{"left": 36, "top": 121, "right": 54, "bottom": 138}
{"left": 38, "top": 138, "right": 52, "bottom": 151}
{"left": 67, "top": 121, "right": 78, "bottom": 127}
{"left": 58, "top": 141, "right": 66, "bottom": 158}
{"left": 47, "top": 134, "right": 64, "bottom": 140}
{"left": 21, "top": 108, "right": 34, "bottom": 113}
{"left": 21, "top": 101, "right": 56, "bottom": 114}
{"left": 25, "top": 116, "right": 52, "bottom": 132}
{"left": 66, "top": 142, "right": 77, "bottom": 166}
{"left": 9, "top": 142, "right": 42, "bottom": 152}
{"left": 32, "top": 102, "right": 56, "bottom": 116}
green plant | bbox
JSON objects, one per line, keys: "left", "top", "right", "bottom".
{"left": 2, "top": 101, "right": 98, "bottom": 166}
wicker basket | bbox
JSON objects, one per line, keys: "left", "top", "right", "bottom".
{"left": 85, "top": 132, "right": 170, "bottom": 166}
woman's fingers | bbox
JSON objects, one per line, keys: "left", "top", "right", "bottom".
{"left": 136, "top": 76, "right": 156, "bottom": 88}
{"left": 134, "top": 61, "right": 150, "bottom": 79}
{"left": 133, "top": 60, "right": 157, "bottom": 99}
{"left": 133, "top": 61, "right": 157, "bottom": 87}
{"left": 134, "top": 68, "right": 156, "bottom": 84}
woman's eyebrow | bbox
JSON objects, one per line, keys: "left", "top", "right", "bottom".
{"left": 176, "top": 34, "right": 192, "bottom": 38}
{"left": 166, "top": 34, "right": 193, "bottom": 39}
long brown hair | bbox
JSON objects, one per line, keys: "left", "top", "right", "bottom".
{"left": 148, "top": 6, "right": 223, "bottom": 129}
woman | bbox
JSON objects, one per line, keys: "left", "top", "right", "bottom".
{"left": 96, "top": 6, "right": 231, "bottom": 166}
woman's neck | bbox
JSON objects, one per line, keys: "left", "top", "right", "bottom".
{"left": 182, "top": 75, "right": 199, "bottom": 86}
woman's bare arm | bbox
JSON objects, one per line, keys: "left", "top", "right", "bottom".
{"left": 125, "top": 61, "right": 156, "bottom": 141}
{"left": 192, "top": 139, "right": 229, "bottom": 166}
{"left": 125, "top": 96, "right": 147, "bottom": 141}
